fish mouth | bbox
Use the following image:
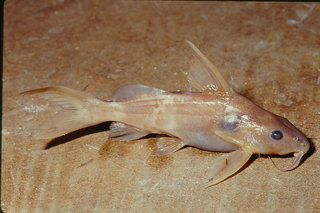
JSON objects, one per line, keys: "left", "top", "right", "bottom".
{"left": 270, "top": 136, "right": 310, "bottom": 172}
{"left": 270, "top": 151, "right": 305, "bottom": 172}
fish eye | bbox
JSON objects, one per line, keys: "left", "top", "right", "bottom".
{"left": 270, "top": 130, "right": 283, "bottom": 140}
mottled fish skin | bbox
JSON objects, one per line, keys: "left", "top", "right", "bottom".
{"left": 23, "top": 41, "right": 310, "bottom": 185}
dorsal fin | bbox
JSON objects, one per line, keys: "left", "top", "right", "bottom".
{"left": 112, "top": 83, "right": 166, "bottom": 101}
{"left": 186, "top": 40, "right": 233, "bottom": 95}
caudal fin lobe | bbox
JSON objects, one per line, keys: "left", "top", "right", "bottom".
{"left": 22, "top": 86, "right": 107, "bottom": 139}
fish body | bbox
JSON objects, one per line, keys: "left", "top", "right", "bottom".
{"left": 23, "top": 41, "right": 310, "bottom": 185}
{"left": 108, "top": 89, "right": 239, "bottom": 152}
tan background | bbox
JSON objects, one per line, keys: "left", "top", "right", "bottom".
{"left": 2, "top": 1, "right": 320, "bottom": 212}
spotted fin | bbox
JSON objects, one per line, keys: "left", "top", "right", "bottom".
{"left": 186, "top": 40, "right": 233, "bottom": 95}
{"left": 207, "top": 149, "right": 252, "bottom": 186}
{"left": 109, "top": 122, "right": 149, "bottom": 141}
{"left": 152, "top": 137, "right": 185, "bottom": 156}
{"left": 112, "top": 83, "right": 166, "bottom": 102}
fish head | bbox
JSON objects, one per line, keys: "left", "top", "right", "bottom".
{"left": 217, "top": 96, "right": 309, "bottom": 171}
{"left": 258, "top": 114, "right": 309, "bottom": 156}
{"left": 253, "top": 112, "right": 310, "bottom": 171}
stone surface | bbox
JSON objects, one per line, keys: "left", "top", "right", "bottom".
{"left": 2, "top": 1, "right": 320, "bottom": 212}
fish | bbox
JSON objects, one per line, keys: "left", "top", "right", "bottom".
{"left": 22, "top": 41, "right": 310, "bottom": 185}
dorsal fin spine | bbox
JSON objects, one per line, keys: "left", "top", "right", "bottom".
{"left": 186, "top": 40, "right": 232, "bottom": 94}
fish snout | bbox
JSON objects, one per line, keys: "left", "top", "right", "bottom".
{"left": 294, "top": 135, "right": 310, "bottom": 155}
{"left": 271, "top": 135, "right": 310, "bottom": 172}
{"left": 279, "top": 136, "right": 310, "bottom": 172}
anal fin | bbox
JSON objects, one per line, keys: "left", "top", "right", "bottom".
{"left": 109, "top": 122, "right": 149, "bottom": 141}
{"left": 208, "top": 149, "right": 252, "bottom": 186}
{"left": 152, "top": 137, "right": 185, "bottom": 156}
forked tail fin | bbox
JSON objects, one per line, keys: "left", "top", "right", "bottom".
{"left": 22, "top": 86, "right": 107, "bottom": 139}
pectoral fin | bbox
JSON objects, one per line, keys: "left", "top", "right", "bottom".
{"left": 208, "top": 149, "right": 252, "bottom": 186}
{"left": 152, "top": 137, "right": 185, "bottom": 156}
{"left": 109, "top": 122, "right": 149, "bottom": 141}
